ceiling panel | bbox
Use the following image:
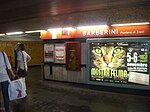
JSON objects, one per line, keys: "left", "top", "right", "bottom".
{"left": 0, "top": 0, "right": 149, "bottom": 32}
{"left": 0, "top": 0, "right": 149, "bottom": 23}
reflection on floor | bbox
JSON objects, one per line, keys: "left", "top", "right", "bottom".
{"left": 0, "top": 66, "right": 150, "bottom": 112}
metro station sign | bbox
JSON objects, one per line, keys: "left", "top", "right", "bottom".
{"left": 75, "top": 25, "right": 150, "bottom": 37}
{"left": 40, "top": 25, "right": 150, "bottom": 39}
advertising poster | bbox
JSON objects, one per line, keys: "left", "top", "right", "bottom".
{"left": 44, "top": 44, "right": 54, "bottom": 62}
{"left": 66, "top": 42, "right": 81, "bottom": 71}
{"left": 90, "top": 42, "right": 149, "bottom": 86}
{"left": 55, "top": 44, "right": 65, "bottom": 63}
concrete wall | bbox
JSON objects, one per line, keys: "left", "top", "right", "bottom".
{"left": 43, "top": 42, "right": 87, "bottom": 83}
{"left": 0, "top": 33, "right": 43, "bottom": 66}
{"left": 42, "top": 5, "right": 150, "bottom": 83}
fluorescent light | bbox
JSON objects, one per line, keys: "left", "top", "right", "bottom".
{"left": 77, "top": 25, "right": 108, "bottom": 29}
{"left": 52, "top": 31, "right": 57, "bottom": 39}
{"left": 47, "top": 28, "right": 62, "bottom": 31}
{"left": 47, "top": 28, "right": 62, "bottom": 39}
{"left": 48, "top": 27, "right": 75, "bottom": 31}
{"left": 0, "top": 34, "right": 5, "bottom": 36}
{"left": 111, "top": 22, "right": 150, "bottom": 26}
{"left": 6, "top": 31, "right": 23, "bottom": 35}
{"left": 62, "top": 27, "right": 75, "bottom": 30}
{"left": 25, "top": 30, "right": 46, "bottom": 33}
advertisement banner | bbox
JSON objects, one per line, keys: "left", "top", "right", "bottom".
{"left": 90, "top": 42, "right": 149, "bottom": 85}
{"left": 55, "top": 44, "right": 65, "bottom": 63}
{"left": 66, "top": 42, "right": 81, "bottom": 71}
{"left": 44, "top": 44, "right": 54, "bottom": 62}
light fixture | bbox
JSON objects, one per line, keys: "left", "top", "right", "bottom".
{"left": 47, "top": 28, "right": 62, "bottom": 31}
{"left": 6, "top": 31, "right": 23, "bottom": 35}
{"left": 47, "top": 27, "right": 75, "bottom": 31}
{"left": 76, "top": 25, "right": 108, "bottom": 29}
{"left": 111, "top": 22, "right": 150, "bottom": 26}
{"left": 0, "top": 34, "right": 5, "bottom": 36}
{"left": 62, "top": 27, "right": 75, "bottom": 30}
{"left": 47, "top": 28, "right": 62, "bottom": 39}
{"left": 25, "top": 30, "right": 46, "bottom": 33}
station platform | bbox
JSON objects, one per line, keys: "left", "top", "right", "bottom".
{"left": 1, "top": 66, "right": 150, "bottom": 112}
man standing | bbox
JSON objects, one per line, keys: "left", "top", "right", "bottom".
{"left": 14, "top": 42, "right": 21, "bottom": 71}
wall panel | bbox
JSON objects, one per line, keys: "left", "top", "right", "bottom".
{"left": 0, "top": 41, "right": 43, "bottom": 66}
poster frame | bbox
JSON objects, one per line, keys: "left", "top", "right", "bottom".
{"left": 54, "top": 44, "right": 66, "bottom": 63}
{"left": 66, "top": 41, "right": 81, "bottom": 71}
{"left": 44, "top": 44, "right": 54, "bottom": 62}
{"left": 86, "top": 37, "right": 150, "bottom": 90}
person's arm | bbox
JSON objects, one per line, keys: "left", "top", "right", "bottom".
{"left": 17, "top": 51, "right": 21, "bottom": 71}
{"left": 26, "top": 53, "right": 31, "bottom": 63}
{"left": 17, "top": 60, "right": 21, "bottom": 71}
{"left": 4, "top": 52, "right": 15, "bottom": 80}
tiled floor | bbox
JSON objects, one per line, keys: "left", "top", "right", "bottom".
{"left": 1, "top": 66, "right": 150, "bottom": 112}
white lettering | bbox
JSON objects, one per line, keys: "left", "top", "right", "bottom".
{"left": 120, "top": 31, "right": 132, "bottom": 34}
{"left": 96, "top": 30, "right": 100, "bottom": 35}
{"left": 104, "top": 30, "right": 108, "bottom": 34}
{"left": 91, "top": 30, "right": 95, "bottom": 35}
{"left": 99, "top": 30, "right": 103, "bottom": 35}
{"left": 87, "top": 31, "right": 91, "bottom": 35}
{"left": 111, "top": 29, "right": 118, "bottom": 34}
{"left": 83, "top": 31, "right": 86, "bottom": 36}
{"left": 82, "top": 29, "right": 119, "bottom": 36}
{"left": 137, "top": 30, "right": 144, "bottom": 34}
{"left": 127, "top": 63, "right": 147, "bottom": 67}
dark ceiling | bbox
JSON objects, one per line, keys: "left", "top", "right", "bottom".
{"left": 0, "top": 0, "right": 150, "bottom": 32}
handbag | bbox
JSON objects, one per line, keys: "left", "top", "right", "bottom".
{"left": 17, "top": 51, "right": 27, "bottom": 77}
{"left": 2, "top": 52, "right": 14, "bottom": 80}
{"left": 17, "top": 68, "right": 27, "bottom": 77}
{"left": 8, "top": 78, "right": 27, "bottom": 101}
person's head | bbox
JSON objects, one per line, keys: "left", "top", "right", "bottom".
{"left": 17, "top": 42, "right": 21, "bottom": 47}
{"left": 16, "top": 42, "right": 21, "bottom": 50}
{"left": 18, "top": 43, "right": 25, "bottom": 51}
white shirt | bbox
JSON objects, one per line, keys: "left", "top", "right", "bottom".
{"left": 17, "top": 51, "right": 31, "bottom": 71}
{"left": 0, "top": 51, "right": 11, "bottom": 82}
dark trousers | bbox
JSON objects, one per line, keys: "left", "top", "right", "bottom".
{"left": 1, "top": 81, "right": 9, "bottom": 111}
{"left": 15, "top": 58, "right": 17, "bottom": 71}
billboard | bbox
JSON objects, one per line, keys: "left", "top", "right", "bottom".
{"left": 87, "top": 37, "right": 150, "bottom": 90}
